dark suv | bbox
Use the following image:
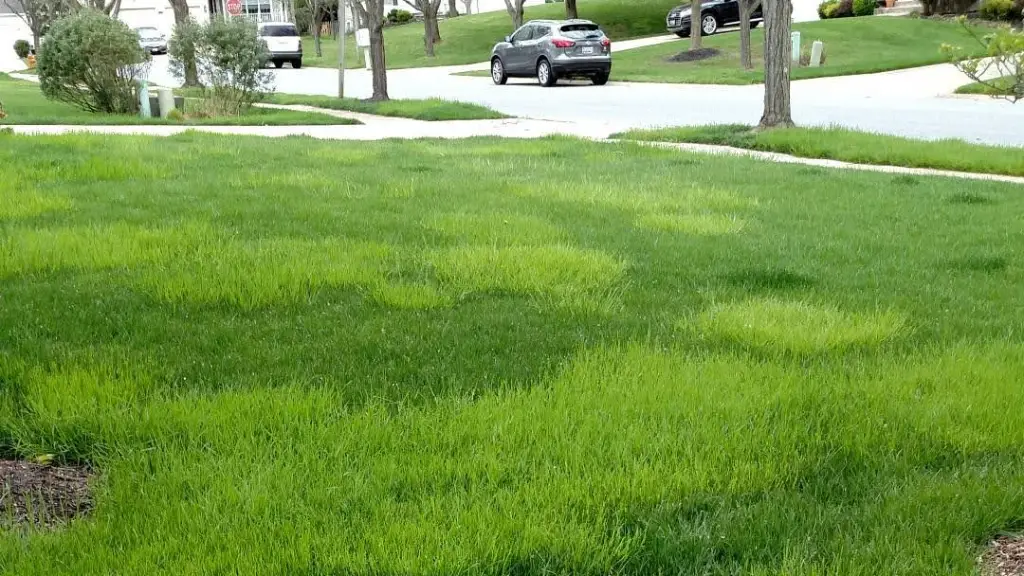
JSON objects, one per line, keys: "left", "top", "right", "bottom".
{"left": 666, "top": 0, "right": 763, "bottom": 37}
{"left": 490, "top": 19, "right": 612, "bottom": 87}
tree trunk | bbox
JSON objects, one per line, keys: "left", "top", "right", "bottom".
{"left": 690, "top": 0, "right": 702, "bottom": 50}
{"left": 423, "top": 7, "right": 438, "bottom": 56}
{"left": 565, "top": 0, "right": 577, "bottom": 18}
{"left": 738, "top": 0, "right": 758, "bottom": 70}
{"left": 167, "top": 0, "right": 201, "bottom": 86}
{"left": 354, "top": 0, "right": 389, "bottom": 100}
{"left": 503, "top": 0, "right": 523, "bottom": 29}
{"left": 32, "top": 29, "right": 41, "bottom": 52}
{"left": 448, "top": 0, "right": 457, "bottom": 16}
{"left": 758, "top": 0, "right": 793, "bottom": 129}
{"left": 461, "top": 0, "right": 471, "bottom": 14}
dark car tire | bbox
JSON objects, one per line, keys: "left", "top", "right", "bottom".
{"left": 592, "top": 72, "right": 609, "bottom": 86}
{"left": 700, "top": 13, "right": 719, "bottom": 36}
{"left": 751, "top": 20, "right": 760, "bottom": 28}
{"left": 273, "top": 60, "right": 283, "bottom": 68}
{"left": 675, "top": 31, "right": 687, "bottom": 38}
{"left": 537, "top": 58, "right": 557, "bottom": 87}
{"left": 491, "top": 57, "right": 508, "bottom": 85}
{"left": 291, "top": 59, "right": 302, "bottom": 69}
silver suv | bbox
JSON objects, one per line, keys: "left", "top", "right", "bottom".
{"left": 490, "top": 19, "right": 611, "bottom": 87}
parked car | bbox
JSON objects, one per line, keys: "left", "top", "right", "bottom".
{"left": 666, "top": 0, "right": 763, "bottom": 37}
{"left": 258, "top": 22, "right": 302, "bottom": 69}
{"left": 490, "top": 19, "right": 611, "bottom": 87}
{"left": 135, "top": 27, "right": 167, "bottom": 55}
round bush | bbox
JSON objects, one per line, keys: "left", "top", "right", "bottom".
{"left": 386, "top": 9, "right": 414, "bottom": 25}
{"left": 853, "top": 0, "right": 876, "bottom": 16}
{"left": 37, "top": 10, "right": 148, "bottom": 114}
{"left": 818, "top": 0, "right": 839, "bottom": 18}
{"left": 979, "top": 0, "right": 1018, "bottom": 19}
{"left": 14, "top": 39, "right": 31, "bottom": 59}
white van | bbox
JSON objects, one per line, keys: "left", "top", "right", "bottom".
{"left": 258, "top": 22, "right": 302, "bottom": 69}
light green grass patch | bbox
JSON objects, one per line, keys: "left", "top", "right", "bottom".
{"left": 635, "top": 212, "right": 746, "bottom": 235}
{"left": 143, "top": 236, "right": 396, "bottom": 309}
{"left": 425, "top": 212, "right": 565, "bottom": 246}
{"left": 697, "top": 297, "right": 908, "bottom": 353}
{"left": 0, "top": 186, "right": 72, "bottom": 220}
{"left": 0, "top": 223, "right": 206, "bottom": 277}
{"left": 428, "top": 245, "right": 625, "bottom": 312}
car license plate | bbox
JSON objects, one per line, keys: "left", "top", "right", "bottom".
{"left": 582, "top": 46, "right": 595, "bottom": 55}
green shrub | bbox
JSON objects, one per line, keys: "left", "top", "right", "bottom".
{"left": 817, "top": 0, "right": 839, "bottom": 17}
{"left": 979, "top": 0, "right": 1020, "bottom": 19}
{"left": 192, "top": 18, "right": 272, "bottom": 115}
{"left": 853, "top": 0, "right": 876, "bottom": 15}
{"left": 37, "top": 10, "right": 148, "bottom": 114}
{"left": 166, "top": 108, "right": 185, "bottom": 122}
{"left": 13, "top": 39, "right": 31, "bottom": 59}
{"left": 386, "top": 9, "right": 414, "bottom": 25}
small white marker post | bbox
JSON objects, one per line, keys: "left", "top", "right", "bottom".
{"left": 157, "top": 87, "right": 175, "bottom": 118}
{"left": 791, "top": 31, "right": 801, "bottom": 63}
{"left": 810, "top": 40, "right": 823, "bottom": 67}
{"left": 356, "top": 28, "right": 370, "bottom": 71}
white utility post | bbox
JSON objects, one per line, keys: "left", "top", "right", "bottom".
{"left": 355, "top": 28, "right": 370, "bottom": 70}
{"left": 791, "top": 31, "right": 801, "bottom": 62}
{"left": 338, "top": 7, "right": 346, "bottom": 98}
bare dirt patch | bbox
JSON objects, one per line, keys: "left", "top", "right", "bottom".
{"left": 1, "top": 459, "right": 93, "bottom": 528}
{"left": 665, "top": 48, "right": 722, "bottom": 63}
{"left": 983, "top": 536, "right": 1024, "bottom": 576}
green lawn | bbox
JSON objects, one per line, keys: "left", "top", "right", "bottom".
{"left": 303, "top": 0, "right": 684, "bottom": 69}
{"left": 0, "top": 74, "right": 356, "bottom": 126}
{"left": 2, "top": 132, "right": 1024, "bottom": 574}
{"left": 614, "top": 124, "right": 1024, "bottom": 176}
{"left": 266, "top": 93, "right": 508, "bottom": 120}
{"left": 955, "top": 75, "right": 1018, "bottom": 96}
{"left": 612, "top": 17, "right": 986, "bottom": 84}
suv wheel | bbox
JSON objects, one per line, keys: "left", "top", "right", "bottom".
{"left": 291, "top": 59, "right": 302, "bottom": 69}
{"left": 273, "top": 60, "right": 283, "bottom": 69}
{"left": 491, "top": 57, "right": 508, "bottom": 85}
{"left": 536, "top": 58, "right": 557, "bottom": 87}
{"left": 701, "top": 14, "right": 719, "bottom": 35}
{"left": 592, "top": 72, "right": 609, "bottom": 86}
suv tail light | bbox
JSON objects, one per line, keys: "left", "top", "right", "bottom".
{"left": 601, "top": 38, "right": 611, "bottom": 47}
{"left": 551, "top": 37, "right": 576, "bottom": 48}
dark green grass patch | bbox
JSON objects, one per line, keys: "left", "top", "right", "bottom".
{"left": 615, "top": 124, "right": 1024, "bottom": 176}
{"left": 1, "top": 133, "right": 1023, "bottom": 574}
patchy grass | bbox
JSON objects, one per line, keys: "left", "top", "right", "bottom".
{"left": 615, "top": 124, "right": 1024, "bottom": 176}
{"left": 0, "top": 73, "right": 357, "bottom": 125}
{"left": 302, "top": 0, "right": 684, "bottom": 69}
{"left": 1, "top": 133, "right": 1024, "bottom": 575}
{"left": 266, "top": 93, "right": 508, "bottom": 120}
{"left": 611, "top": 17, "right": 987, "bottom": 84}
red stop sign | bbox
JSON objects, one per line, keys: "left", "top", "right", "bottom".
{"left": 226, "top": 0, "right": 242, "bottom": 15}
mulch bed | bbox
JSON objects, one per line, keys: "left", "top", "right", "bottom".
{"left": 665, "top": 47, "right": 722, "bottom": 63}
{"left": 0, "top": 459, "right": 93, "bottom": 528}
{"left": 983, "top": 535, "right": 1024, "bottom": 576}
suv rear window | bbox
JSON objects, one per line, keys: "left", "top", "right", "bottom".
{"left": 261, "top": 25, "right": 298, "bottom": 37}
{"left": 559, "top": 24, "right": 602, "bottom": 39}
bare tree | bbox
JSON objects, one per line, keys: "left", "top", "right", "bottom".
{"left": 565, "top": 0, "right": 577, "bottom": 18}
{"left": 3, "top": 0, "right": 67, "bottom": 51}
{"left": 447, "top": 0, "right": 457, "bottom": 16}
{"left": 404, "top": 0, "right": 442, "bottom": 55}
{"left": 460, "top": 0, "right": 471, "bottom": 13}
{"left": 690, "top": 0, "right": 702, "bottom": 50}
{"left": 503, "top": 0, "right": 524, "bottom": 29}
{"left": 758, "top": 0, "right": 793, "bottom": 128}
{"left": 738, "top": 0, "right": 761, "bottom": 70}
{"left": 299, "top": 0, "right": 325, "bottom": 56}
{"left": 78, "top": 0, "right": 122, "bottom": 16}
{"left": 352, "top": 0, "right": 388, "bottom": 100}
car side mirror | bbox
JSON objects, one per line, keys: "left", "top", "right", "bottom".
{"left": 505, "top": 35, "right": 512, "bottom": 43}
